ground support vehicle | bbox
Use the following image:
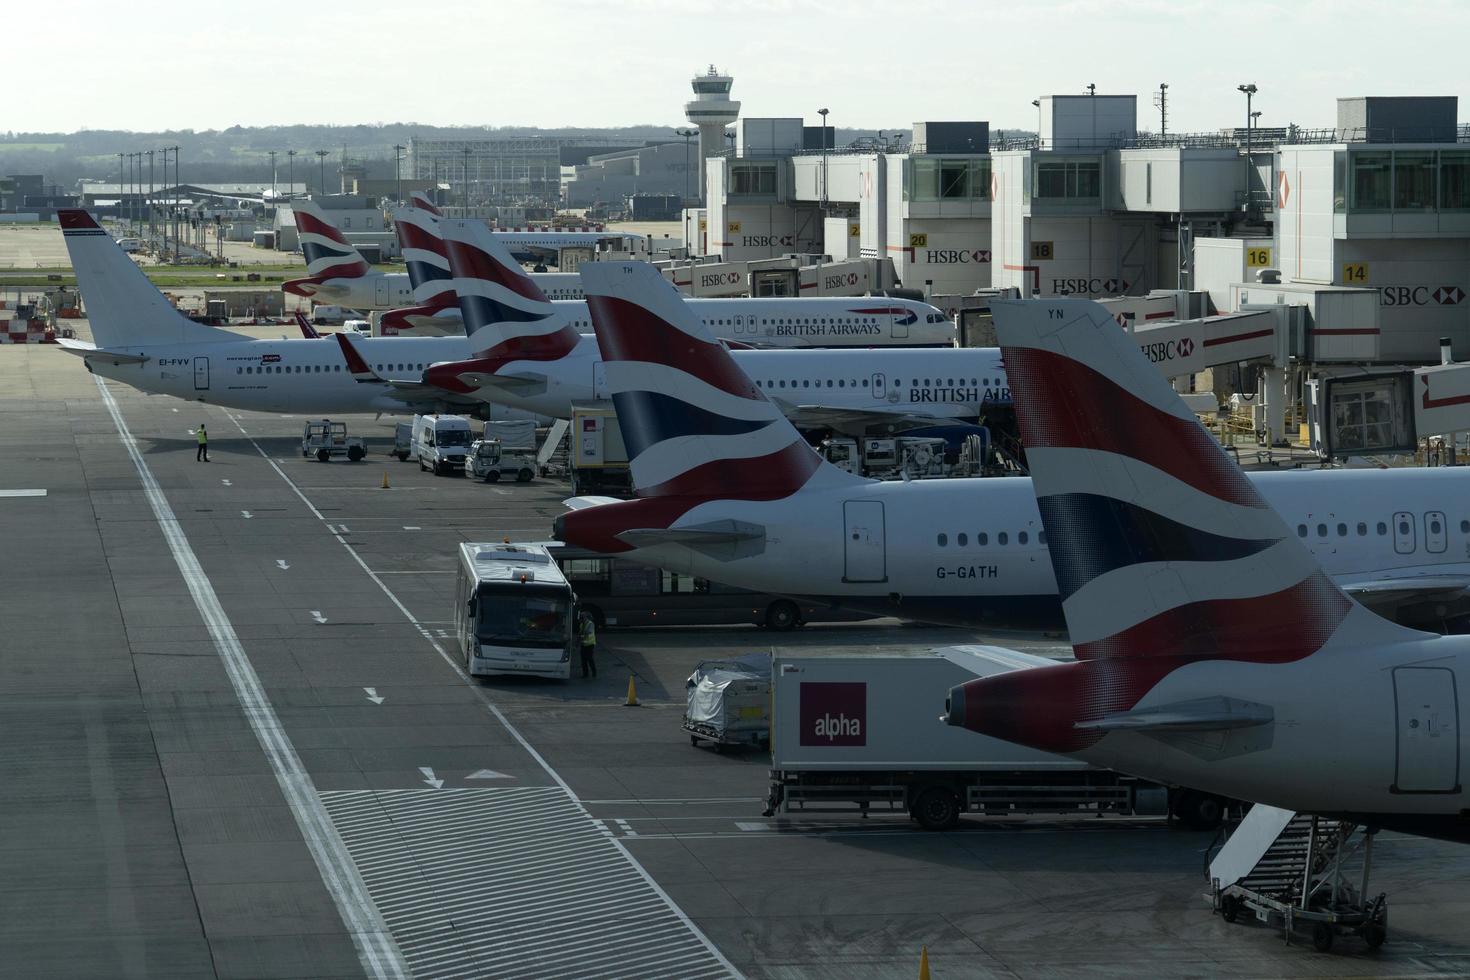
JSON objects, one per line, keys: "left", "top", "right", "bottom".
{"left": 454, "top": 543, "right": 576, "bottom": 679}
{"left": 765, "top": 651, "right": 1228, "bottom": 831}
{"left": 300, "top": 419, "right": 366, "bottom": 462}
{"left": 683, "top": 655, "right": 771, "bottom": 752}
{"left": 468, "top": 439, "right": 536, "bottom": 483}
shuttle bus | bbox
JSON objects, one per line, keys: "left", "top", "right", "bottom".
{"left": 455, "top": 543, "right": 576, "bottom": 679}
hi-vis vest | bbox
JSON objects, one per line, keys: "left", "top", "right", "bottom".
{"left": 581, "top": 619, "right": 596, "bottom": 646}
{"left": 197, "top": 429, "right": 207, "bottom": 444}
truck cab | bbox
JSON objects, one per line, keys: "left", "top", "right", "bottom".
{"left": 468, "top": 439, "right": 536, "bottom": 483}
{"left": 413, "top": 414, "right": 474, "bottom": 475}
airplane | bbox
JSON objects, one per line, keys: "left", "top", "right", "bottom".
{"left": 55, "top": 208, "right": 545, "bottom": 423}
{"left": 944, "top": 297, "right": 1470, "bottom": 844}
{"left": 281, "top": 199, "right": 583, "bottom": 312}
{"left": 553, "top": 263, "right": 1470, "bottom": 633}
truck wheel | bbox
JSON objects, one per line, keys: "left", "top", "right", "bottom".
{"left": 765, "top": 600, "right": 799, "bottom": 631}
{"left": 1311, "top": 923, "right": 1334, "bottom": 953}
{"left": 419, "top": 458, "right": 427, "bottom": 472}
{"left": 1175, "top": 791, "right": 1227, "bottom": 830}
{"left": 911, "top": 786, "right": 960, "bottom": 831}
{"left": 484, "top": 470, "right": 501, "bottom": 483}
{"left": 517, "top": 468, "right": 533, "bottom": 482}
{"left": 1362, "top": 922, "right": 1386, "bottom": 949}
{"left": 1220, "top": 894, "right": 1241, "bottom": 924}
{"left": 316, "top": 448, "right": 330, "bottom": 462}
{"left": 347, "top": 446, "right": 364, "bottom": 462}
{"left": 396, "top": 451, "right": 409, "bottom": 462}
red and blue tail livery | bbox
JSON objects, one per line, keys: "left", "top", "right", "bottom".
{"left": 383, "top": 198, "right": 460, "bottom": 332}
{"left": 283, "top": 200, "right": 371, "bottom": 297}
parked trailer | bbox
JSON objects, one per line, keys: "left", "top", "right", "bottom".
{"left": 765, "top": 651, "right": 1229, "bottom": 830}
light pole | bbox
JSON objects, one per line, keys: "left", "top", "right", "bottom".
{"left": 287, "top": 149, "right": 296, "bottom": 200}
{"left": 462, "top": 147, "right": 472, "bottom": 210}
{"left": 315, "top": 149, "right": 329, "bottom": 198}
{"left": 268, "top": 150, "right": 277, "bottom": 204}
{"left": 117, "top": 153, "right": 124, "bottom": 227}
{"left": 393, "top": 144, "right": 405, "bottom": 205}
{"left": 1031, "top": 99, "right": 1041, "bottom": 147}
{"left": 675, "top": 128, "right": 696, "bottom": 205}
{"left": 1238, "top": 83, "right": 1257, "bottom": 215}
{"left": 818, "top": 108, "right": 830, "bottom": 207}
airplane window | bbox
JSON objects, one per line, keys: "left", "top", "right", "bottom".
{"left": 924, "top": 379, "right": 931, "bottom": 386}
{"left": 236, "top": 367, "right": 242, "bottom": 375}
{"left": 947, "top": 379, "right": 954, "bottom": 386}
{"left": 1316, "top": 524, "right": 1326, "bottom": 537}
{"left": 1377, "top": 522, "right": 1388, "bottom": 535}
{"left": 1018, "top": 531, "right": 1029, "bottom": 545}
{"left": 827, "top": 380, "right": 833, "bottom": 387}
{"left": 1462, "top": 520, "right": 1470, "bottom": 533}
{"left": 803, "top": 380, "right": 810, "bottom": 388}
{"left": 1297, "top": 524, "right": 1307, "bottom": 538}
{"left": 997, "top": 532, "right": 1008, "bottom": 545}
{"left": 983, "top": 378, "right": 989, "bottom": 386}
{"left": 1038, "top": 531, "right": 1046, "bottom": 545}
{"left": 937, "top": 533, "right": 947, "bottom": 547}
{"left": 791, "top": 379, "right": 797, "bottom": 387}
{"left": 838, "top": 380, "right": 845, "bottom": 387}
{"left": 977, "top": 532, "right": 988, "bottom": 546}
{"left": 1357, "top": 522, "right": 1367, "bottom": 535}
{"left": 1399, "top": 519, "right": 1410, "bottom": 535}
{"left": 1431, "top": 518, "right": 1443, "bottom": 534}
{"left": 779, "top": 381, "right": 786, "bottom": 388}
{"left": 957, "top": 533, "right": 968, "bottom": 546}
{"left": 1337, "top": 523, "right": 1347, "bottom": 537}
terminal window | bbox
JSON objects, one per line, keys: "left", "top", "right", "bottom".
{"left": 731, "top": 162, "right": 777, "bottom": 195}
{"left": 907, "top": 158, "right": 989, "bottom": 201}
{"left": 1033, "top": 159, "right": 1100, "bottom": 200}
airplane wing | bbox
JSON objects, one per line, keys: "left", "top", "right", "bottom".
{"left": 1340, "top": 575, "right": 1470, "bottom": 604}
{"left": 437, "top": 370, "right": 547, "bottom": 395}
{"left": 56, "top": 338, "right": 149, "bottom": 364}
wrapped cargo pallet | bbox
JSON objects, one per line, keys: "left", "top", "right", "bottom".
{"left": 683, "top": 654, "right": 770, "bottom": 751}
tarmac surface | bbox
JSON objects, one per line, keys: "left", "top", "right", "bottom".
{"left": 4, "top": 337, "right": 1470, "bottom": 979}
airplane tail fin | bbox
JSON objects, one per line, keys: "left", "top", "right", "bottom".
{"left": 989, "top": 297, "right": 1415, "bottom": 662}
{"left": 284, "top": 200, "right": 371, "bottom": 297}
{"left": 333, "top": 331, "right": 382, "bottom": 383}
{"left": 391, "top": 204, "right": 458, "bottom": 310}
{"left": 439, "top": 218, "right": 577, "bottom": 355}
{"left": 58, "top": 210, "right": 239, "bottom": 347}
{"left": 580, "top": 262, "right": 863, "bottom": 498}
{"left": 942, "top": 298, "right": 1421, "bottom": 755}
{"left": 294, "top": 311, "right": 322, "bottom": 339}
{"left": 409, "top": 190, "right": 442, "bottom": 216}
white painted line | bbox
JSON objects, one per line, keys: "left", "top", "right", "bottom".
{"left": 241, "top": 510, "right": 252, "bottom": 519}
{"left": 221, "top": 479, "right": 232, "bottom": 486}
{"left": 466, "top": 769, "right": 512, "bottom": 780}
{"left": 418, "top": 767, "right": 444, "bottom": 789}
{"left": 402, "top": 526, "right": 420, "bottom": 530}
{"left": 363, "top": 687, "right": 385, "bottom": 705}
{"left": 311, "top": 610, "right": 328, "bottom": 624}
{"left": 226, "top": 414, "right": 741, "bottom": 980}
{"left": 95, "top": 379, "right": 407, "bottom": 980}
{"left": 0, "top": 489, "right": 45, "bottom": 497}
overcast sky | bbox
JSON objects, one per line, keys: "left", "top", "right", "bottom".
{"left": 29, "top": 0, "right": 1470, "bottom": 135}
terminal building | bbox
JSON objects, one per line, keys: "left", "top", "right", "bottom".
{"left": 407, "top": 135, "right": 649, "bottom": 206}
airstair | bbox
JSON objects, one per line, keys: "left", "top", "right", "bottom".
{"left": 1207, "top": 804, "right": 1387, "bottom": 953}
{"left": 536, "top": 418, "right": 570, "bottom": 477}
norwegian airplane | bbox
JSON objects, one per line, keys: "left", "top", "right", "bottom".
{"left": 945, "top": 298, "right": 1469, "bottom": 843}
{"left": 347, "top": 220, "right": 993, "bottom": 431}
{"left": 54, "top": 208, "right": 540, "bottom": 421}
{"left": 282, "top": 199, "right": 583, "bottom": 312}
{"left": 553, "top": 263, "right": 1470, "bottom": 633}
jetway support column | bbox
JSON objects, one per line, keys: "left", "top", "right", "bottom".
{"left": 1261, "top": 365, "right": 1287, "bottom": 446}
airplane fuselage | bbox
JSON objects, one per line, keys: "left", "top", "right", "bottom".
{"left": 564, "top": 468, "right": 1470, "bottom": 630}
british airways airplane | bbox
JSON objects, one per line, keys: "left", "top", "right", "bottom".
{"left": 54, "top": 209, "right": 981, "bottom": 435}
{"left": 553, "top": 263, "right": 1470, "bottom": 634}
{"left": 946, "top": 298, "right": 1470, "bottom": 844}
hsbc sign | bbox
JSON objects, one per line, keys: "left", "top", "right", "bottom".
{"left": 922, "top": 248, "right": 991, "bottom": 264}
{"left": 1139, "top": 337, "right": 1195, "bottom": 365}
{"left": 742, "top": 234, "right": 794, "bottom": 248}
{"left": 1052, "top": 277, "right": 1129, "bottom": 295}
{"left": 1379, "top": 285, "right": 1465, "bottom": 307}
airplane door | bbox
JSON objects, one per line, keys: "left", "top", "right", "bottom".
{"left": 592, "top": 360, "right": 608, "bottom": 400}
{"left": 891, "top": 309, "right": 909, "bottom": 339}
{"left": 193, "top": 356, "right": 209, "bottom": 391}
{"left": 374, "top": 277, "right": 389, "bottom": 307}
{"left": 1425, "top": 511, "right": 1448, "bottom": 554}
{"left": 870, "top": 373, "right": 886, "bottom": 400}
{"left": 1392, "top": 511, "right": 1416, "bottom": 555}
{"left": 1392, "top": 667, "right": 1461, "bottom": 793}
{"left": 842, "top": 500, "right": 886, "bottom": 583}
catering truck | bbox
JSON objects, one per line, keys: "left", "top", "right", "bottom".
{"left": 764, "top": 651, "right": 1231, "bottom": 831}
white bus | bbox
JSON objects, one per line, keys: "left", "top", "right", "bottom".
{"left": 455, "top": 543, "right": 576, "bottom": 679}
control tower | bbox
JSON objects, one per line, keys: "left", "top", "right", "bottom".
{"left": 684, "top": 65, "right": 740, "bottom": 203}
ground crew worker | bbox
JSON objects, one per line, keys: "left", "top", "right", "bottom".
{"left": 196, "top": 424, "right": 209, "bottom": 462}
{"left": 579, "top": 612, "right": 597, "bottom": 679}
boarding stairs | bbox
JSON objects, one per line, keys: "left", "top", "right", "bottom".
{"left": 537, "top": 418, "right": 571, "bottom": 477}
{"left": 1207, "top": 804, "right": 1386, "bottom": 952}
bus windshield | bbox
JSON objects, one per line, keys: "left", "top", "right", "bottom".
{"left": 476, "top": 589, "right": 569, "bottom": 648}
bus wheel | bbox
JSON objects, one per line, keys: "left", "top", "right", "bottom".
{"left": 765, "top": 600, "right": 799, "bottom": 631}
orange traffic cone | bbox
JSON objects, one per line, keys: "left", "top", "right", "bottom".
{"left": 624, "top": 674, "right": 641, "bottom": 707}
{"left": 380, "top": 471, "right": 390, "bottom": 489}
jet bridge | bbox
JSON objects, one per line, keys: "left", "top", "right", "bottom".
{"left": 1308, "top": 341, "right": 1470, "bottom": 459}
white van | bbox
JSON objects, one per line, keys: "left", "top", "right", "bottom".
{"left": 115, "top": 238, "right": 144, "bottom": 253}
{"left": 413, "top": 414, "right": 474, "bottom": 475}
{"left": 311, "top": 304, "right": 351, "bottom": 325}
{"left": 342, "top": 319, "right": 372, "bottom": 336}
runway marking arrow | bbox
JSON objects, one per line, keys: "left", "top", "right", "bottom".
{"left": 241, "top": 510, "right": 252, "bottom": 519}
{"left": 276, "top": 560, "right": 290, "bottom": 570}
{"left": 363, "top": 687, "right": 385, "bottom": 705}
{"left": 221, "top": 479, "right": 232, "bottom": 486}
{"left": 466, "top": 769, "right": 513, "bottom": 780}
{"left": 418, "top": 766, "right": 443, "bottom": 789}
{"left": 310, "top": 610, "right": 327, "bottom": 624}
